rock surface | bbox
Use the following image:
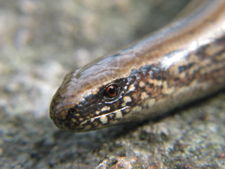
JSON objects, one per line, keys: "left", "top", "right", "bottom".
{"left": 0, "top": 0, "right": 224, "bottom": 168}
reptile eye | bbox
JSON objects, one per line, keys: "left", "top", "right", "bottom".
{"left": 103, "top": 84, "right": 120, "bottom": 99}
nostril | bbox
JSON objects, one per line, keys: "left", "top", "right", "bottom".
{"left": 50, "top": 107, "right": 71, "bottom": 130}
{"left": 67, "top": 108, "right": 76, "bottom": 119}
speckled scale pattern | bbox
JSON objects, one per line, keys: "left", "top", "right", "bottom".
{"left": 55, "top": 64, "right": 163, "bottom": 130}
{"left": 50, "top": 0, "right": 225, "bottom": 131}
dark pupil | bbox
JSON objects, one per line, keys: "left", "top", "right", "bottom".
{"left": 104, "top": 85, "right": 118, "bottom": 98}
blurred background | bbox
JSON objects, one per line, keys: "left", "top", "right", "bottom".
{"left": 0, "top": 0, "right": 190, "bottom": 118}
{"left": 0, "top": 0, "right": 224, "bottom": 168}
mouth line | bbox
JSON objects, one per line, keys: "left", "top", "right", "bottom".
{"left": 90, "top": 106, "right": 130, "bottom": 121}
{"left": 78, "top": 106, "right": 130, "bottom": 126}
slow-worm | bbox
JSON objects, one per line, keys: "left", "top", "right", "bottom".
{"left": 50, "top": 0, "right": 225, "bottom": 132}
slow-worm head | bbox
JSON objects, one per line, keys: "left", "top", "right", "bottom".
{"left": 50, "top": 0, "right": 225, "bottom": 132}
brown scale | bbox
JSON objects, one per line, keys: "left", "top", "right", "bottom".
{"left": 50, "top": 0, "right": 225, "bottom": 131}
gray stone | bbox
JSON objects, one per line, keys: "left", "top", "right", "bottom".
{"left": 0, "top": 0, "right": 224, "bottom": 168}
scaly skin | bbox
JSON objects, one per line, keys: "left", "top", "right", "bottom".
{"left": 50, "top": 0, "right": 225, "bottom": 132}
